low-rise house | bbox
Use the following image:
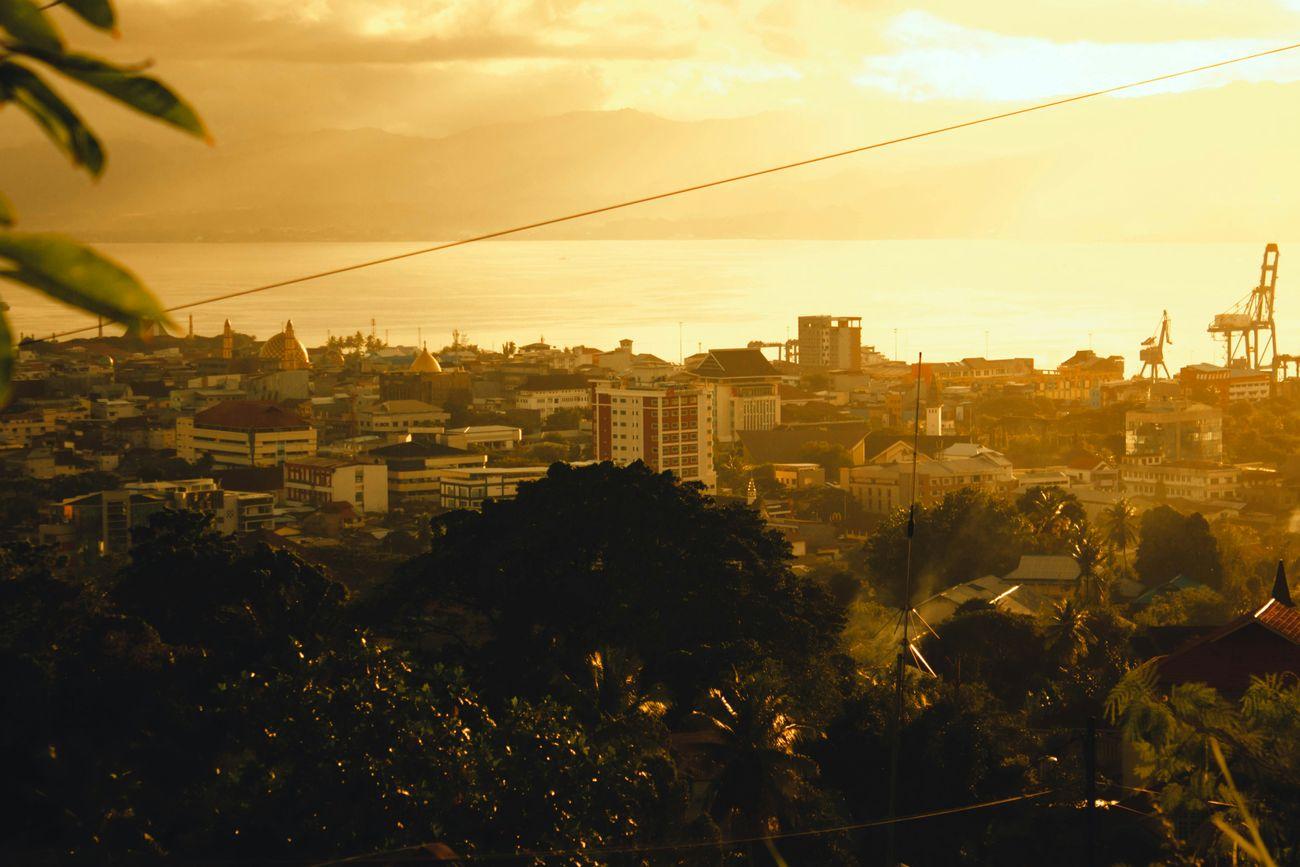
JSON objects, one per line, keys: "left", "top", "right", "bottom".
{"left": 1155, "top": 565, "right": 1299, "bottom": 696}
{"left": 771, "top": 463, "right": 826, "bottom": 488}
{"left": 439, "top": 464, "right": 590, "bottom": 510}
{"left": 845, "top": 451, "right": 1016, "bottom": 515}
{"left": 1000, "top": 554, "right": 1082, "bottom": 599}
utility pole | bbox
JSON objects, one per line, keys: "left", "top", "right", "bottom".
{"left": 886, "top": 352, "right": 923, "bottom": 867}
{"left": 1085, "top": 717, "right": 1097, "bottom": 867}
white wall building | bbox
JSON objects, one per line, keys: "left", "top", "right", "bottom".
{"left": 688, "top": 348, "right": 781, "bottom": 443}
{"left": 591, "top": 383, "right": 716, "bottom": 491}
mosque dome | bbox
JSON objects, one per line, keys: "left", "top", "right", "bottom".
{"left": 259, "top": 320, "right": 310, "bottom": 370}
{"left": 409, "top": 346, "right": 442, "bottom": 373}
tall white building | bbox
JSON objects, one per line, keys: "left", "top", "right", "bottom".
{"left": 592, "top": 383, "right": 716, "bottom": 491}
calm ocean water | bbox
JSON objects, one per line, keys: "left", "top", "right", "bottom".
{"left": 6, "top": 240, "right": 1292, "bottom": 369}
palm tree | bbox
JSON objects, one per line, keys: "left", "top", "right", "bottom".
{"left": 566, "top": 647, "right": 669, "bottom": 742}
{"left": 1018, "top": 487, "right": 1083, "bottom": 550}
{"left": 1042, "top": 599, "right": 1095, "bottom": 666}
{"left": 1071, "top": 527, "right": 1107, "bottom": 604}
{"left": 1099, "top": 498, "right": 1138, "bottom": 572}
{"left": 689, "top": 669, "right": 819, "bottom": 859}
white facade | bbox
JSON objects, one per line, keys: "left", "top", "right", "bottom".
{"left": 440, "top": 425, "right": 523, "bottom": 451}
{"left": 592, "top": 384, "right": 716, "bottom": 491}
{"left": 515, "top": 388, "right": 590, "bottom": 420}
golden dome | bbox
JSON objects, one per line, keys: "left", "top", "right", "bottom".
{"left": 409, "top": 346, "right": 442, "bottom": 373}
{"left": 259, "top": 320, "right": 310, "bottom": 370}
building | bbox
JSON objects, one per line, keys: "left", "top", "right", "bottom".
{"left": 258, "top": 320, "right": 311, "bottom": 371}
{"left": 39, "top": 490, "right": 169, "bottom": 555}
{"left": 357, "top": 399, "right": 449, "bottom": 435}
{"left": 1037, "top": 350, "right": 1125, "bottom": 406}
{"left": 439, "top": 425, "right": 522, "bottom": 452}
{"left": 439, "top": 465, "right": 556, "bottom": 510}
{"left": 366, "top": 440, "right": 488, "bottom": 504}
{"left": 1125, "top": 401, "right": 1223, "bottom": 462}
{"left": 515, "top": 373, "right": 591, "bottom": 421}
{"left": 1120, "top": 459, "right": 1240, "bottom": 501}
{"left": 592, "top": 383, "right": 715, "bottom": 491}
{"left": 378, "top": 349, "right": 471, "bottom": 406}
{"left": 1001, "top": 554, "right": 1083, "bottom": 599}
{"left": 179, "top": 400, "right": 317, "bottom": 467}
{"left": 1155, "top": 565, "right": 1299, "bottom": 696}
{"left": 688, "top": 348, "right": 781, "bottom": 442}
{"left": 283, "top": 457, "right": 389, "bottom": 512}
{"left": 844, "top": 449, "right": 1015, "bottom": 515}
{"left": 771, "top": 463, "right": 826, "bottom": 489}
{"left": 798, "top": 316, "right": 862, "bottom": 371}
{"left": 740, "top": 422, "right": 873, "bottom": 467}
{"left": 1180, "top": 364, "right": 1272, "bottom": 404}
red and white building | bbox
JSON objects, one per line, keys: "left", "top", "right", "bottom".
{"left": 592, "top": 383, "right": 716, "bottom": 491}
{"left": 284, "top": 457, "right": 389, "bottom": 513}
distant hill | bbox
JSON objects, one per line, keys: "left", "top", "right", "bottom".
{"left": 3, "top": 81, "right": 1300, "bottom": 242}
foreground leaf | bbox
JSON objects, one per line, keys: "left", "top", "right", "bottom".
{"left": 0, "top": 191, "right": 12, "bottom": 227}
{"left": 16, "top": 47, "right": 207, "bottom": 139}
{"left": 0, "top": 61, "right": 104, "bottom": 174}
{"left": 0, "top": 0, "right": 62, "bottom": 52}
{"left": 62, "top": 0, "right": 116, "bottom": 31}
{"left": 0, "top": 232, "right": 170, "bottom": 327}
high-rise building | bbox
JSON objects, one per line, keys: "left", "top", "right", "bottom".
{"left": 798, "top": 316, "right": 862, "bottom": 371}
{"left": 592, "top": 383, "right": 716, "bottom": 491}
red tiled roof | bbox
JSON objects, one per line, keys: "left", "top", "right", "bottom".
{"left": 194, "top": 400, "right": 308, "bottom": 431}
{"left": 1257, "top": 599, "right": 1300, "bottom": 644}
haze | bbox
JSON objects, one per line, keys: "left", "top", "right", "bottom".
{"left": 6, "top": 1, "right": 1300, "bottom": 241}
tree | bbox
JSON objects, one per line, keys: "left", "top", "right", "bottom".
{"left": 1135, "top": 506, "right": 1225, "bottom": 589}
{"left": 1041, "top": 599, "right": 1095, "bottom": 667}
{"left": 1133, "top": 585, "right": 1230, "bottom": 627}
{"left": 918, "top": 606, "right": 1046, "bottom": 707}
{"left": 689, "top": 666, "right": 822, "bottom": 861}
{"left": 863, "top": 488, "right": 1029, "bottom": 606}
{"left": 1015, "top": 486, "right": 1086, "bottom": 553}
{"left": 798, "top": 440, "right": 853, "bottom": 477}
{"left": 1108, "top": 667, "right": 1300, "bottom": 863}
{"left": 1099, "top": 497, "right": 1138, "bottom": 571}
{"left": 0, "top": 0, "right": 206, "bottom": 397}
{"left": 1070, "top": 526, "right": 1107, "bottom": 603}
{"left": 361, "top": 462, "right": 848, "bottom": 716}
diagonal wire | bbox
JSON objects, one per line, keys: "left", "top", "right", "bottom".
{"left": 19, "top": 38, "right": 1300, "bottom": 345}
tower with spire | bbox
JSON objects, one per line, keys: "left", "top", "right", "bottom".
{"left": 222, "top": 319, "right": 234, "bottom": 360}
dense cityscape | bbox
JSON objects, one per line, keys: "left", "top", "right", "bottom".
{"left": 4, "top": 0, "right": 1300, "bottom": 864}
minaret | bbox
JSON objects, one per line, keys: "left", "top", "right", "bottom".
{"left": 222, "top": 319, "right": 234, "bottom": 359}
{"left": 1272, "top": 560, "right": 1294, "bottom": 607}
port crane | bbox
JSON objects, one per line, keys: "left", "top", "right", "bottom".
{"left": 1208, "top": 243, "right": 1280, "bottom": 377}
{"left": 1139, "top": 310, "right": 1172, "bottom": 381}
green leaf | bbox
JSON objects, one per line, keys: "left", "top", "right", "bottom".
{"left": 62, "top": 0, "right": 116, "bottom": 31}
{"left": 0, "top": 233, "right": 170, "bottom": 328}
{"left": 0, "top": 191, "right": 12, "bottom": 227}
{"left": 0, "top": 62, "right": 104, "bottom": 175}
{"left": 15, "top": 47, "right": 207, "bottom": 139}
{"left": 0, "top": 308, "right": 12, "bottom": 404}
{"left": 0, "top": 0, "right": 62, "bottom": 53}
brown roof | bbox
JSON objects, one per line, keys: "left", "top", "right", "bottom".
{"left": 739, "top": 422, "right": 871, "bottom": 464}
{"left": 1258, "top": 599, "right": 1300, "bottom": 644}
{"left": 691, "top": 348, "right": 777, "bottom": 379}
{"left": 194, "top": 400, "right": 308, "bottom": 431}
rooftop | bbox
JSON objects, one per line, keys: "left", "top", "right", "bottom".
{"left": 690, "top": 348, "right": 777, "bottom": 379}
{"left": 194, "top": 400, "right": 309, "bottom": 431}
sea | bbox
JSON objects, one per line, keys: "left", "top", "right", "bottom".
{"left": 5, "top": 240, "right": 1290, "bottom": 368}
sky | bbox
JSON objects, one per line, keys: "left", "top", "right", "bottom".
{"left": 55, "top": 0, "right": 1300, "bottom": 141}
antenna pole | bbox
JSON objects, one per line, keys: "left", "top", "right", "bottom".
{"left": 886, "top": 351, "right": 924, "bottom": 867}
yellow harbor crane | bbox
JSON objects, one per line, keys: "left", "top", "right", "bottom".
{"left": 1208, "top": 243, "right": 1281, "bottom": 377}
{"left": 1139, "top": 310, "right": 1173, "bottom": 381}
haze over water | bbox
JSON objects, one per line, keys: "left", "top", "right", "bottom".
{"left": 9, "top": 240, "right": 1292, "bottom": 370}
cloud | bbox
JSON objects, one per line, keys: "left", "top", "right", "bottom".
{"left": 854, "top": 11, "right": 1300, "bottom": 102}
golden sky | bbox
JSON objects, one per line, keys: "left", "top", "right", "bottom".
{"left": 70, "top": 0, "right": 1300, "bottom": 139}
